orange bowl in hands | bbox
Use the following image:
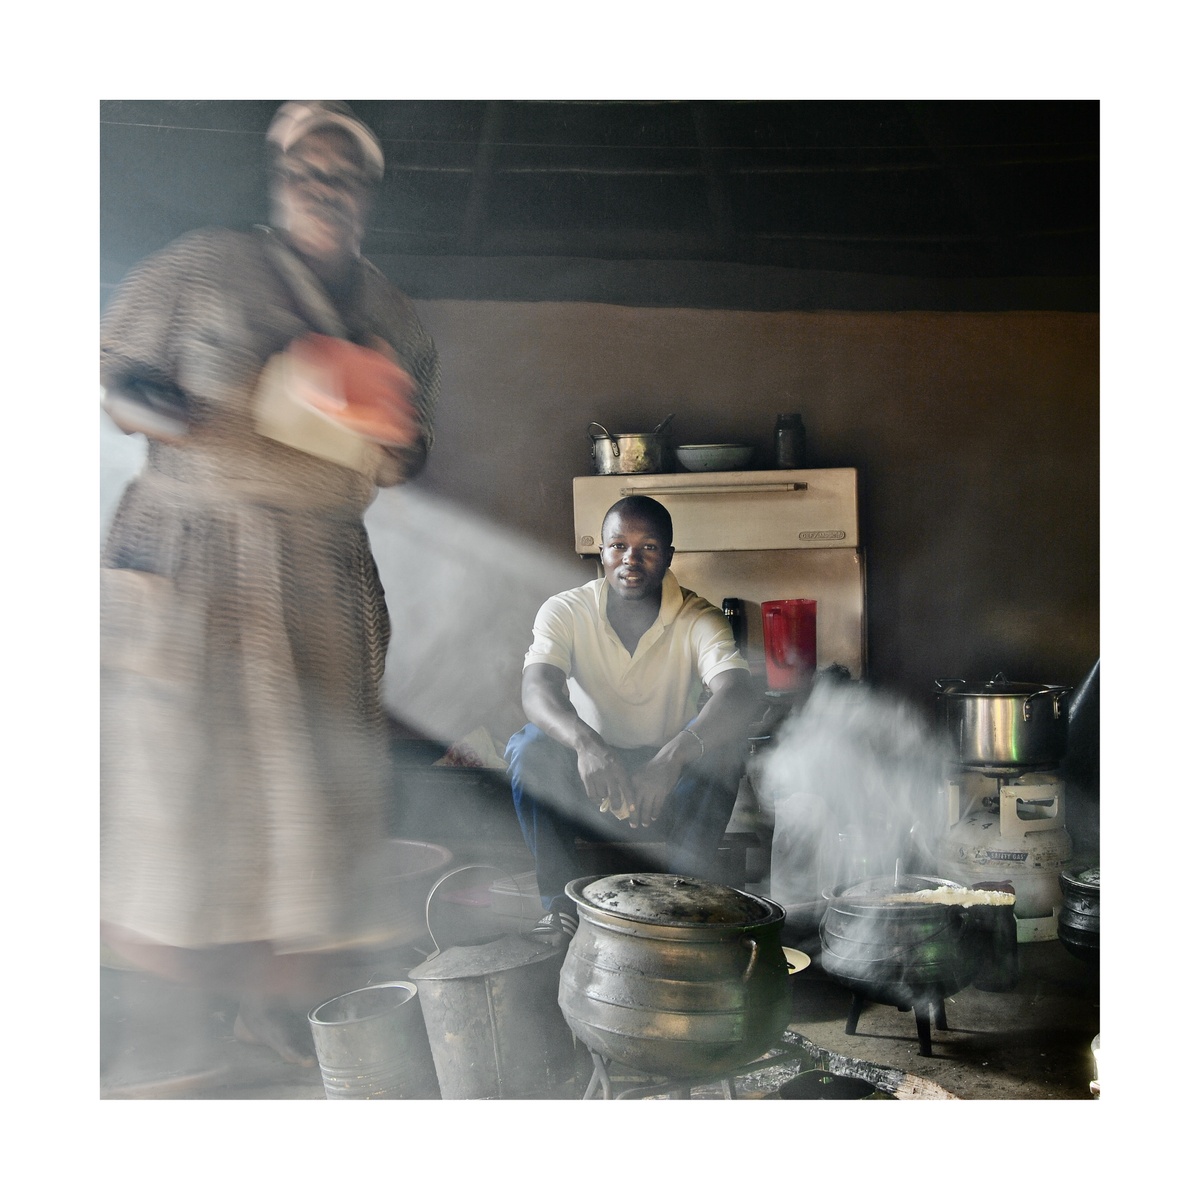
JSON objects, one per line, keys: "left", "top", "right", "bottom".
{"left": 288, "top": 333, "right": 420, "bottom": 446}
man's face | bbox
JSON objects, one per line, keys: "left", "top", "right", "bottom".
{"left": 270, "top": 127, "right": 373, "bottom": 266}
{"left": 600, "top": 512, "right": 674, "bottom": 603}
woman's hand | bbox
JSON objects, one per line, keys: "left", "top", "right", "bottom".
{"left": 101, "top": 379, "right": 191, "bottom": 443}
{"left": 288, "top": 334, "right": 421, "bottom": 448}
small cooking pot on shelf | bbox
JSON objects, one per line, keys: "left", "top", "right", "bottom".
{"left": 935, "top": 673, "right": 1072, "bottom": 770}
{"left": 588, "top": 415, "right": 675, "bottom": 475}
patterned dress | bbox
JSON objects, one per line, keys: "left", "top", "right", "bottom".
{"left": 99, "top": 226, "right": 439, "bottom": 951}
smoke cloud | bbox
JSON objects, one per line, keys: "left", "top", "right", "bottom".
{"left": 753, "top": 674, "right": 955, "bottom": 913}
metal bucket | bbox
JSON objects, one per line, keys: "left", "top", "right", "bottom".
{"left": 407, "top": 932, "right": 580, "bottom": 1099}
{"left": 307, "top": 981, "right": 440, "bottom": 1100}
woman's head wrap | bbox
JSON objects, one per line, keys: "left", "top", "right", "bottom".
{"left": 266, "top": 101, "right": 385, "bottom": 182}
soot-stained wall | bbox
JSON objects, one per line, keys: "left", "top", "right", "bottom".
{"left": 402, "top": 297, "right": 1099, "bottom": 717}
{"left": 100, "top": 290, "right": 1098, "bottom": 747}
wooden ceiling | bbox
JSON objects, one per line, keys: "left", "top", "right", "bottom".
{"left": 100, "top": 100, "right": 1099, "bottom": 310}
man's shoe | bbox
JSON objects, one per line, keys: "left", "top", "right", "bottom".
{"left": 532, "top": 905, "right": 578, "bottom": 938}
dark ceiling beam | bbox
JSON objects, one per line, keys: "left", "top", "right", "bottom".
{"left": 903, "top": 101, "right": 1010, "bottom": 255}
{"left": 385, "top": 153, "right": 1092, "bottom": 179}
{"left": 100, "top": 100, "right": 1098, "bottom": 291}
{"left": 372, "top": 226, "right": 729, "bottom": 260}
{"left": 458, "top": 100, "right": 505, "bottom": 254}
{"left": 753, "top": 224, "right": 1097, "bottom": 244}
{"left": 369, "top": 251, "right": 1099, "bottom": 312}
{"left": 369, "top": 224, "right": 1085, "bottom": 261}
{"left": 690, "top": 102, "right": 736, "bottom": 258}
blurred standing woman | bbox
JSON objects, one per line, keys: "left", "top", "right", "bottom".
{"left": 100, "top": 102, "right": 439, "bottom": 1064}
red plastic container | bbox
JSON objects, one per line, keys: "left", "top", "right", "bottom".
{"left": 761, "top": 599, "right": 817, "bottom": 691}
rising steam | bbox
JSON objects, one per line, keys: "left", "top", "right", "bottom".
{"left": 753, "top": 674, "right": 955, "bottom": 910}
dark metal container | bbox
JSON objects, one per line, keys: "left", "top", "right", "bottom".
{"left": 307, "top": 981, "right": 441, "bottom": 1100}
{"left": 560, "top": 873, "right": 791, "bottom": 1078}
{"left": 935, "top": 674, "right": 1072, "bottom": 770}
{"left": 1058, "top": 865, "right": 1100, "bottom": 965}
{"left": 779, "top": 1071, "right": 886, "bottom": 1100}
{"left": 967, "top": 901, "right": 1020, "bottom": 993}
{"left": 773, "top": 412, "right": 806, "bottom": 469}
{"left": 819, "top": 875, "right": 981, "bottom": 1007}
{"left": 407, "top": 932, "right": 579, "bottom": 1099}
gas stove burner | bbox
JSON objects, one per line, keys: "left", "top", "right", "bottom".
{"left": 980, "top": 791, "right": 1059, "bottom": 815}
{"left": 970, "top": 764, "right": 1025, "bottom": 779}
{"left": 955, "top": 768, "right": 1070, "bottom": 796}
{"left": 963, "top": 762, "right": 1051, "bottom": 781}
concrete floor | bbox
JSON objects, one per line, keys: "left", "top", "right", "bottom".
{"left": 100, "top": 965, "right": 331, "bottom": 1100}
{"left": 778, "top": 936, "right": 1099, "bottom": 1100}
{"left": 100, "top": 920, "right": 1098, "bottom": 1101}
{"left": 101, "top": 774, "right": 1102, "bottom": 1101}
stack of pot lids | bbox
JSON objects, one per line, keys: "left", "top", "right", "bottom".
{"left": 577, "top": 873, "right": 778, "bottom": 926}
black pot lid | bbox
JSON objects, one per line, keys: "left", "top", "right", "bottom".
{"left": 1061, "top": 864, "right": 1100, "bottom": 890}
{"left": 575, "top": 873, "right": 778, "bottom": 927}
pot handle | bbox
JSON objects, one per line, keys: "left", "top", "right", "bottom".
{"left": 740, "top": 936, "right": 759, "bottom": 983}
{"left": 587, "top": 421, "right": 620, "bottom": 457}
{"left": 1022, "top": 685, "right": 1073, "bottom": 721}
{"left": 934, "top": 677, "right": 966, "bottom": 692}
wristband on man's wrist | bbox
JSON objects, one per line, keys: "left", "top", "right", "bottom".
{"left": 683, "top": 726, "right": 704, "bottom": 757}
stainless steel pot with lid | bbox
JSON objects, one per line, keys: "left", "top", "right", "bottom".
{"left": 559, "top": 873, "right": 791, "bottom": 1078}
{"left": 936, "top": 672, "right": 1073, "bottom": 770}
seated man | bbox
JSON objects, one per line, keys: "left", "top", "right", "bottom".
{"left": 505, "top": 495, "right": 757, "bottom": 935}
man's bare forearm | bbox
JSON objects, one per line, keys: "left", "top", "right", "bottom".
{"left": 679, "top": 670, "right": 757, "bottom": 751}
{"left": 521, "top": 665, "right": 605, "bottom": 755}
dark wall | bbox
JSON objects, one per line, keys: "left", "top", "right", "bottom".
{"left": 403, "top": 298, "right": 1098, "bottom": 717}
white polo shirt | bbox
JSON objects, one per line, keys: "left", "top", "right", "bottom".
{"left": 523, "top": 570, "right": 749, "bottom": 749}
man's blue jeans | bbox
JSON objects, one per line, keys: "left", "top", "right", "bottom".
{"left": 505, "top": 723, "right": 744, "bottom": 908}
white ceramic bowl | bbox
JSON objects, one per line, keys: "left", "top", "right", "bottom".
{"left": 675, "top": 443, "right": 755, "bottom": 472}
